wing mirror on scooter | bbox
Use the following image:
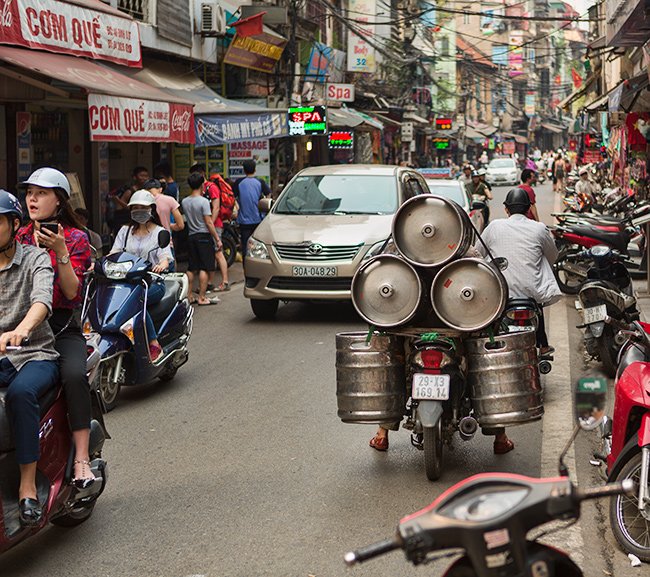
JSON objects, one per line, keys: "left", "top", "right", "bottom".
{"left": 157, "top": 229, "right": 171, "bottom": 249}
{"left": 493, "top": 257, "right": 508, "bottom": 271}
{"left": 557, "top": 376, "right": 608, "bottom": 476}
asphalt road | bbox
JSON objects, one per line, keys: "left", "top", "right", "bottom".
{"left": 0, "top": 182, "right": 638, "bottom": 576}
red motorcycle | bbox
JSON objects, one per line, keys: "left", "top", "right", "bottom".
{"left": 0, "top": 334, "right": 108, "bottom": 554}
{"left": 601, "top": 319, "right": 650, "bottom": 561}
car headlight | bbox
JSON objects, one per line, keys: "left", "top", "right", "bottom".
{"left": 362, "top": 239, "right": 392, "bottom": 261}
{"left": 248, "top": 237, "right": 270, "bottom": 260}
{"left": 103, "top": 260, "right": 132, "bottom": 279}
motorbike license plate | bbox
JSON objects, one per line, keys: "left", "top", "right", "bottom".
{"left": 583, "top": 304, "right": 607, "bottom": 325}
{"left": 507, "top": 325, "right": 536, "bottom": 332}
{"left": 292, "top": 266, "right": 337, "bottom": 277}
{"left": 412, "top": 373, "right": 450, "bottom": 400}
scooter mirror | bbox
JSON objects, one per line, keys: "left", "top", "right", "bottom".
{"left": 575, "top": 376, "right": 607, "bottom": 431}
{"left": 157, "top": 229, "right": 171, "bottom": 249}
{"left": 493, "top": 257, "right": 509, "bottom": 271}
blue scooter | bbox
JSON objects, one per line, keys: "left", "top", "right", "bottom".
{"left": 82, "top": 230, "right": 194, "bottom": 410}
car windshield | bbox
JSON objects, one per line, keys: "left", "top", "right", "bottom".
{"left": 489, "top": 159, "right": 516, "bottom": 169}
{"left": 426, "top": 183, "right": 467, "bottom": 207}
{"left": 274, "top": 175, "right": 398, "bottom": 215}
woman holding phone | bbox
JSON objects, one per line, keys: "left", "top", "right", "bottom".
{"left": 16, "top": 168, "right": 95, "bottom": 488}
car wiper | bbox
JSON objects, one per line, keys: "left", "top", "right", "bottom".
{"left": 333, "top": 210, "right": 385, "bottom": 215}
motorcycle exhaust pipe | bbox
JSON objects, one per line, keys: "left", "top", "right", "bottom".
{"left": 458, "top": 416, "right": 478, "bottom": 441}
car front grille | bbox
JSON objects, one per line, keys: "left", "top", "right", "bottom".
{"left": 273, "top": 243, "right": 363, "bottom": 262}
{"left": 267, "top": 276, "right": 353, "bottom": 291}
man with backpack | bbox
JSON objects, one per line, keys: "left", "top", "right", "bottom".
{"left": 189, "top": 163, "right": 230, "bottom": 292}
{"left": 233, "top": 159, "right": 271, "bottom": 262}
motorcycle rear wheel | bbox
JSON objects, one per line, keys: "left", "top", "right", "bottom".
{"left": 610, "top": 452, "right": 650, "bottom": 562}
{"left": 222, "top": 234, "right": 237, "bottom": 268}
{"left": 554, "top": 249, "right": 588, "bottom": 294}
{"left": 596, "top": 328, "right": 618, "bottom": 377}
{"left": 423, "top": 420, "right": 443, "bottom": 482}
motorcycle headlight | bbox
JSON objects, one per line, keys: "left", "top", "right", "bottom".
{"left": 248, "top": 237, "right": 270, "bottom": 260}
{"left": 103, "top": 260, "right": 132, "bottom": 280}
{"left": 362, "top": 239, "right": 392, "bottom": 261}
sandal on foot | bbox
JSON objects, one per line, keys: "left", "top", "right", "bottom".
{"left": 72, "top": 460, "right": 96, "bottom": 489}
{"left": 19, "top": 498, "right": 43, "bottom": 526}
{"left": 369, "top": 434, "right": 389, "bottom": 451}
{"left": 540, "top": 346, "right": 555, "bottom": 356}
{"left": 216, "top": 282, "right": 231, "bottom": 292}
{"left": 494, "top": 439, "right": 515, "bottom": 455}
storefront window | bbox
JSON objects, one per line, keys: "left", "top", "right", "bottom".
{"left": 32, "top": 111, "right": 69, "bottom": 168}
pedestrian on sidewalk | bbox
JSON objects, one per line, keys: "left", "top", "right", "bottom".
{"left": 233, "top": 159, "right": 271, "bottom": 262}
{"left": 181, "top": 173, "right": 221, "bottom": 306}
{"left": 518, "top": 169, "right": 539, "bottom": 221}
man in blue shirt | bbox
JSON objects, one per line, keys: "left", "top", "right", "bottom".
{"left": 234, "top": 160, "right": 271, "bottom": 261}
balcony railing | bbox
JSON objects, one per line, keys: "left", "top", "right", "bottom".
{"left": 118, "top": 0, "right": 150, "bottom": 22}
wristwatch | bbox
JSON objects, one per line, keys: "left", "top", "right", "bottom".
{"left": 56, "top": 254, "right": 70, "bottom": 265}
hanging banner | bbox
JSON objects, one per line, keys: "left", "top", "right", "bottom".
{"left": 524, "top": 92, "right": 536, "bottom": 116}
{"left": 347, "top": 0, "right": 376, "bottom": 73}
{"left": 88, "top": 95, "right": 194, "bottom": 143}
{"left": 195, "top": 113, "right": 288, "bottom": 146}
{"left": 223, "top": 32, "right": 287, "bottom": 73}
{"left": 0, "top": 0, "right": 142, "bottom": 67}
{"left": 508, "top": 31, "right": 524, "bottom": 78}
{"left": 305, "top": 42, "right": 346, "bottom": 83}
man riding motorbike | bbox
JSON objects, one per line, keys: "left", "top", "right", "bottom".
{"left": 474, "top": 187, "right": 562, "bottom": 453}
{"left": 0, "top": 190, "right": 59, "bottom": 526}
{"left": 466, "top": 169, "right": 492, "bottom": 223}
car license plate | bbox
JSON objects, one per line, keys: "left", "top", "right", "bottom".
{"left": 507, "top": 325, "right": 536, "bottom": 332}
{"left": 412, "top": 373, "right": 450, "bottom": 400}
{"left": 292, "top": 266, "right": 337, "bottom": 277}
{"left": 583, "top": 304, "right": 607, "bottom": 325}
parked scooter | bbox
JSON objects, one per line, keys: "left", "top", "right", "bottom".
{"left": 593, "top": 319, "right": 650, "bottom": 561}
{"left": 0, "top": 334, "right": 108, "bottom": 553}
{"left": 83, "top": 230, "right": 194, "bottom": 410}
{"left": 221, "top": 220, "right": 241, "bottom": 268}
{"left": 345, "top": 386, "right": 632, "bottom": 576}
{"left": 576, "top": 246, "right": 639, "bottom": 376}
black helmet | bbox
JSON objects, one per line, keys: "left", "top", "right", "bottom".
{"left": 504, "top": 187, "right": 531, "bottom": 210}
{"left": 0, "top": 190, "right": 23, "bottom": 221}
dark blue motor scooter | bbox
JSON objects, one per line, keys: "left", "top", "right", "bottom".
{"left": 82, "top": 231, "right": 194, "bottom": 410}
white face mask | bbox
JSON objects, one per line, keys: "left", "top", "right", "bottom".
{"left": 131, "top": 209, "right": 151, "bottom": 224}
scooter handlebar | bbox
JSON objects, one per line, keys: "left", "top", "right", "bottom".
{"left": 344, "top": 537, "right": 400, "bottom": 566}
{"left": 575, "top": 479, "right": 634, "bottom": 501}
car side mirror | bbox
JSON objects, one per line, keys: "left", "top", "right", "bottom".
{"left": 158, "top": 229, "right": 171, "bottom": 249}
{"left": 259, "top": 198, "right": 274, "bottom": 213}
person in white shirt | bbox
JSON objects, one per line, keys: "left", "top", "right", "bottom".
{"left": 474, "top": 187, "right": 562, "bottom": 454}
{"left": 575, "top": 166, "right": 597, "bottom": 200}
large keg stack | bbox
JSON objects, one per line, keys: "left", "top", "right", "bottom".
{"left": 351, "top": 194, "right": 508, "bottom": 333}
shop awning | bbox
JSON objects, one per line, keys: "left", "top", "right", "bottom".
{"left": 557, "top": 73, "right": 598, "bottom": 110}
{"left": 583, "top": 91, "right": 610, "bottom": 112}
{"left": 328, "top": 107, "right": 383, "bottom": 130}
{"left": 0, "top": 46, "right": 195, "bottom": 143}
{"left": 540, "top": 122, "right": 565, "bottom": 134}
{"left": 500, "top": 131, "right": 528, "bottom": 144}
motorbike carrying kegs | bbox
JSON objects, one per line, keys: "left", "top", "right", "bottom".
{"left": 352, "top": 254, "right": 433, "bottom": 328}
{"left": 392, "top": 194, "right": 474, "bottom": 268}
{"left": 465, "top": 331, "right": 543, "bottom": 428}
{"left": 335, "top": 331, "right": 406, "bottom": 424}
{"left": 430, "top": 257, "right": 508, "bottom": 332}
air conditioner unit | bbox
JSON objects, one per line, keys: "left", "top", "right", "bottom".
{"left": 200, "top": 3, "right": 226, "bottom": 36}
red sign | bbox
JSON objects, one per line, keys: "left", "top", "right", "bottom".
{"left": 0, "top": 0, "right": 142, "bottom": 67}
{"left": 88, "top": 95, "right": 194, "bottom": 143}
{"left": 436, "top": 117, "right": 452, "bottom": 130}
{"left": 583, "top": 150, "right": 601, "bottom": 163}
{"left": 328, "top": 131, "right": 353, "bottom": 149}
{"left": 223, "top": 32, "right": 286, "bottom": 73}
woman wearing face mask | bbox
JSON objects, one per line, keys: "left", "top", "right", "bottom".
{"left": 16, "top": 168, "right": 94, "bottom": 490}
{"left": 110, "top": 190, "right": 173, "bottom": 361}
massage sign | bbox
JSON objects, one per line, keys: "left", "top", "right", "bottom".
{"left": 288, "top": 106, "right": 327, "bottom": 136}
{"left": 0, "top": 0, "right": 142, "bottom": 67}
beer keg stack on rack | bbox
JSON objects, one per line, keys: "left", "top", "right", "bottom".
{"left": 351, "top": 194, "right": 508, "bottom": 333}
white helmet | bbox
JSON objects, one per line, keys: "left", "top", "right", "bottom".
{"left": 128, "top": 189, "right": 156, "bottom": 207}
{"left": 21, "top": 167, "right": 71, "bottom": 197}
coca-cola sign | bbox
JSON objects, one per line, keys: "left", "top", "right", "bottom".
{"left": 0, "top": 0, "right": 142, "bottom": 67}
{"left": 89, "top": 95, "right": 194, "bottom": 143}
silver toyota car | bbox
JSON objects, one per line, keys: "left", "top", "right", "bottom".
{"left": 243, "top": 164, "right": 429, "bottom": 319}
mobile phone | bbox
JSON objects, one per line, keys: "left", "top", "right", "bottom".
{"left": 40, "top": 222, "right": 59, "bottom": 235}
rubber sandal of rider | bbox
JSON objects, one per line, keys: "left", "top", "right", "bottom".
{"left": 540, "top": 346, "right": 555, "bottom": 356}
{"left": 369, "top": 434, "right": 389, "bottom": 451}
{"left": 494, "top": 439, "right": 515, "bottom": 455}
{"left": 72, "top": 459, "right": 96, "bottom": 490}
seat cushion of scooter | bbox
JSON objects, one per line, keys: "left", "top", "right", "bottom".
{"left": 0, "top": 387, "right": 60, "bottom": 453}
{"left": 149, "top": 279, "right": 182, "bottom": 327}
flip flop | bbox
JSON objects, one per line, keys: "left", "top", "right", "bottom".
{"left": 369, "top": 434, "right": 389, "bottom": 451}
{"left": 198, "top": 297, "right": 220, "bottom": 306}
{"left": 494, "top": 438, "right": 515, "bottom": 454}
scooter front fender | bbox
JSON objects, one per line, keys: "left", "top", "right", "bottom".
{"left": 417, "top": 401, "right": 444, "bottom": 429}
{"left": 98, "top": 334, "right": 130, "bottom": 359}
